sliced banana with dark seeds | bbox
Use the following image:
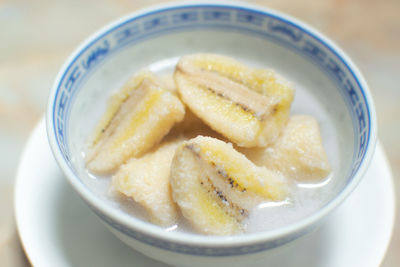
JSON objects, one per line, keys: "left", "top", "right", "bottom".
{"left": 175, "top": 53, "right": 294, "bottom": 147}
{"left": 86, "top": 71, "right": 185, "bottom": 173}
{"left": 170, "top": 136, "right": 288, "bottom": 235}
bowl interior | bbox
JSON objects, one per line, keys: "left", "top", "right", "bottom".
{"left": 48, "top": 3, "right": 374, "bottom": 249}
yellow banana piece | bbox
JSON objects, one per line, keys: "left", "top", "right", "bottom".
{"left": 174, "top": 54, "right": 294, "bottom": 147}
{"left": 239, "top": 115, "right": 331, "bottom": 181}
{"left": 112, "top": 138, "right": 183, "bottom": 227}
{"left": 170, "top": 136, "right": 288, "bottom": 235}
{"left": 86, "top": 71, "right": 185, "bottom": 173}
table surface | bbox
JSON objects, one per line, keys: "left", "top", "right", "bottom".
{"left": 1, "top": 0, "right": 399, "bottom": 266}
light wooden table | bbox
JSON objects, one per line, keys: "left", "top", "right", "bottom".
{"left": 1, "top": 0, "right": 398, "bottom": 266}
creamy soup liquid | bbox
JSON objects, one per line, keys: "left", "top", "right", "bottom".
{"left": 79, "top": 57, "right": 342, "bottom": 235}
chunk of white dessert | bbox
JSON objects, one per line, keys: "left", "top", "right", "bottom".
{"left": 240, "top": 115, "right": 331, "bottom": 181}
{"left": 112, "top": 138, "right": 183, "bottom": 227}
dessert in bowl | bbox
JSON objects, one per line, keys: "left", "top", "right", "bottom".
{"left": 46, "top": 2, "right": 376, "bottom": 266}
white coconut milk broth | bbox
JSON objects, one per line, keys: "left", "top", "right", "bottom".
{"left": 73, "top": 55, "right": 345, "bottom": 236}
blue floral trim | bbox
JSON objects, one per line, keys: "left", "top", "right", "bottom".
{"left": 87, "top": 201, "right": 309, "bottom": 256}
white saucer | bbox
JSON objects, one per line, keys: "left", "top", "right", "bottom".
{"left": 15, "top": 118, "right": 395, "bottom": 267}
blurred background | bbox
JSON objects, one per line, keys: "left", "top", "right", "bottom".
{"left": 1, "top": 0, "right": 398, "bottom": 266}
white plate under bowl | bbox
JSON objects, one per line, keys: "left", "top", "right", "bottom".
{"left": 15, "top": 118, "right": 395, "bottom": 267}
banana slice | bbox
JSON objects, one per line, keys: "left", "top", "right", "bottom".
{"left": 112, "top": 138, "right": 182, "bottom": 227}
{"left": 86, "top": 71, "right": 185, "bottom": 173}
{"left": 174, "top": 54, "right": 294, "bottom": 147}
{"left": 170, "top": 136, "right": 288, "bottom": 235}
{"left": 240, "top": 115, "right": 331, "bottom": 181}
{"left": 160, "top": 73, "right": 225, "bottom": 140}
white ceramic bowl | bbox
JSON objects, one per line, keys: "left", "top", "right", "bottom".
{"left": 46, "top": 2, "right": 377, "bottom": 266}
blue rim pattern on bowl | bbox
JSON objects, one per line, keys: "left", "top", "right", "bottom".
{"left": 88, "top": 200, "right": 309, "bottom": 256}
{"left": 48, "top": 4, "right": 374, "bottom": 256}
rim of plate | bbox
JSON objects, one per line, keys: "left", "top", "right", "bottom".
{"left": 46, "top": 0, "right": 377, "bottom": 248}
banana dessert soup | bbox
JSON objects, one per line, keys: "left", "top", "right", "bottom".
{"left": 82, "top": 54, "right": 334, "bottom": 235}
